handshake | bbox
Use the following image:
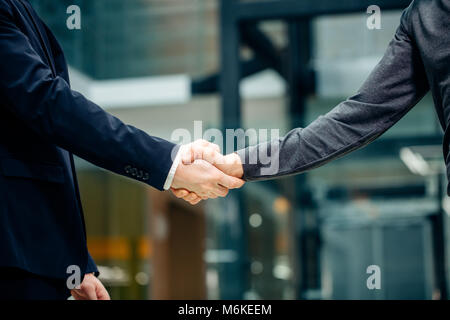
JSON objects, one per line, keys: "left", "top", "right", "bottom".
{"left": 170, "top": 140, "right": 245, "bottom": 205}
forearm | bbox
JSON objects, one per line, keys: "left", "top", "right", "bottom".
{"left": 237, "top": 5, "right": 429, "bottom": 181}
{"left": 5, "top": 73, "right": 177, "bottom": 189}
{"left": 237, "top": 99, "right": 394, "bottom": 181}
{"left": 40, "top": 83, "right": 177, "bottom": 189}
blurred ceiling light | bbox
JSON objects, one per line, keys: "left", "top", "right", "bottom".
{"left": 97, "top": 265, "right": 130, "bottom": 286}
{"left": 273, "top": 264, "right": 291, "bottom": 280}
{"left": 204, "top": 250, "right": 238, "bottom": 264}
{"left": 250, "top": 261, "right": 264, "bottom": 275}
{"left": 400, "top": 147, "right": 431, "bottom": 176}
{"left": 249, "top": 213, "right": 263, "bottom": 228}
{"left": 69, "top": 67, "right": 191, "bottom": 109}
{"left": 273, "top": 196, "right": 290, "bottom": 215}
{"left": 135, "top": 272, "right": 150, "bottom": 286}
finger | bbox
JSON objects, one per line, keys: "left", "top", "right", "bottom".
{"left": 181, "top": 145, "right": 194, "bottom": 164}
{"left": 194, "top": 190, "right": 210, "bottom": 198}
{"left": 72, "top": 290, "right": 89, "bottom": 300}
{"left": 81, "top": 283, "right": 97, "bottom": 300}
{"left": 184, "top": 193, "right": 199, "bottom": 202}
{"left": 207, "top": 192, "right": 218, "bottom": 199}
{"left": 213, "top": 152, "right": 227, "bottom": 165}
{"left": 171, "top": 188, "right": 189, "bottom": 198}
{"left": 193, "top": 140, "right": 220, "bottom": 162}
{"left": 96, "top": 284, "right": 111, "bottom": 300}
{"left": 184, "top": 193, "right": 201, "bottom": 202}
{"left": 189, "top": 198, "right": 202, "bottom": 205}
{"left": 202, "top": 147, "right": 224, "bottom": 165}
{"left": 218, "top": 174, "right": 245, "bottom": 189}
{"left": 198, "top": 139, "right": 210, "bottom": 147}
{"left": 191, "top": 139, "right": 209, "bottom": 161}
{"left": 204, "top": 146, "right": 217, "bottom": 160}
{"left": 211, "top": 184, "right": 229, "bottom": 198}
{"left": 193, "top": 145, "right": 203, "bottom": 161}
{"left": 71, "top": 290, "right": 85, "bottom": 300}
{"left": 214, "top": 153, "right": 242, "bottom": 174}
{"left": 199, "top": 139, "right": 219, "bottom": 152}
{"left": 199, "top": 139, "right": 221, "bottom": 154}
{"left": 211, "top": 143, "right": 221, "bottom": 153}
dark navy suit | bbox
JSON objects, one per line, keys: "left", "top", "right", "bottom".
{"left": 0, "top": 0, "right": 177, "bottom": 297}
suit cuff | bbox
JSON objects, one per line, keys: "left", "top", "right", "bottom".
{"left": 163, "top": 145, "right": 184, "bottom": 190}
{"left": 236, "top": 147, "right": 260, "bottom": 181}
{"left": 85, "top": 251, "right": 99, "bottom": 276}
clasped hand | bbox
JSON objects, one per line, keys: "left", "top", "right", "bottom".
{"left": 170, "top": 140, "right": 244, "bottom": 205}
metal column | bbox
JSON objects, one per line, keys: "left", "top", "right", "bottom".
{"left": 218, "top": 0, "right": 249, "bottom": 299}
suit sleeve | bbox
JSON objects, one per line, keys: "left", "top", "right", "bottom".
{"left": 237, "top": 6, "right": 429, "bottom": 181}
{"left": 85, "top": 251, "right": 99, "bottom": 276}
{"left": 0, "top": 4, "right": 178, "bottom": 190}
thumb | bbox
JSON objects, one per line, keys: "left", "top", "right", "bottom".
{"left": 96, "top": 284, "right": 111, "bottom": 300}
{"left": 218, "top": 173, "right": 245, "bottom": 189}
{"left": 81, "top": 284, "right": 98, "bottom": 300}
{"left": 202, "top": 148, "right": 226, "bottom": 165}
{"left": 171, "top": 188, "right": 190, "bottom": 198}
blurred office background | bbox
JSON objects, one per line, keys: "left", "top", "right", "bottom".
{"left": 29, "top": 0, "right": 449, "bottom": 300}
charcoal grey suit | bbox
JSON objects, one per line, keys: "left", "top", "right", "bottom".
{"left": 237, "top": 0, "right": 450, "bottom": 194}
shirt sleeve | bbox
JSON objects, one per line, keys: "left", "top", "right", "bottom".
{"left": 237, "top": 5, "right": 430, "bottom": 181}
{"left": 163, "top": 145, "right": 184, "bottom": 190}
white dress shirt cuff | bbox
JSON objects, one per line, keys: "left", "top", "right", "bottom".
{"left": 163, "top": 145, "right": 184, "bottom": 190}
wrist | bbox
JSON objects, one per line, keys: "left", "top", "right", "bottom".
{"left": 228, "top": 153, "right": 244, "bottom": 178}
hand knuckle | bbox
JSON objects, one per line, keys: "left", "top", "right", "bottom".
{"left": 205, "top": 148, "right": 214, "bottom": 158}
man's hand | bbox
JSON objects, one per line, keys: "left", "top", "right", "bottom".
{"left": 180, "top": 139, "right": 223, "bottom": 165}
{"left": 71, "top": 273, "right": 110, "bottom": 300}
{"left": 213, "top": 152, "right": 244, "bottom": 179}
{"left": 171, "top": 140, "right": 244, "bottom": 205}
{"left": 171, "top": 159, "right": 244, "bottom": 203}
{"left": 171, "top": 144, "right": 244, "bottom": 204}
